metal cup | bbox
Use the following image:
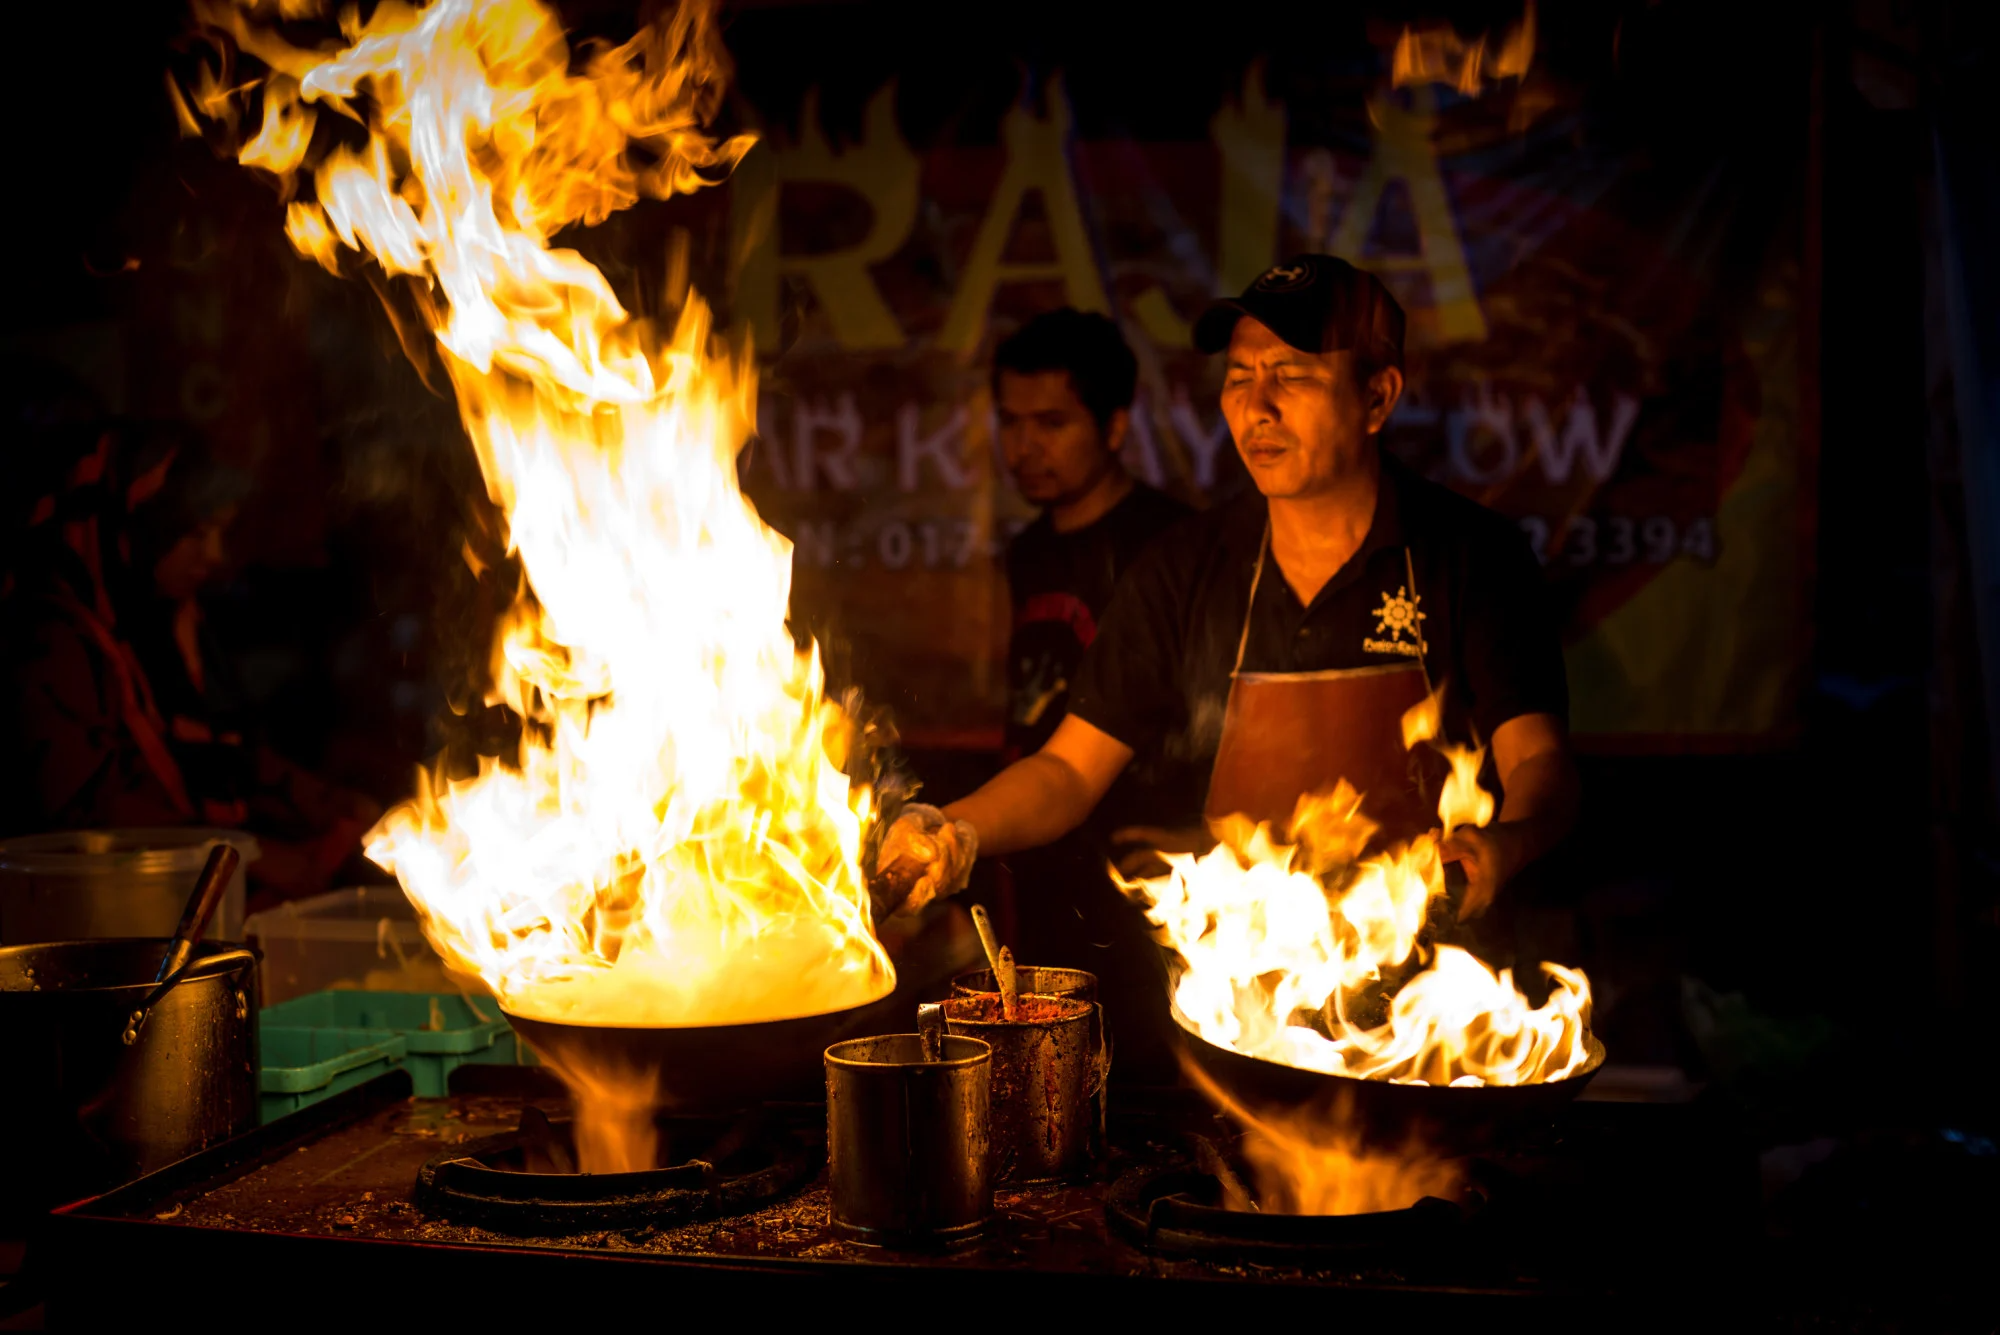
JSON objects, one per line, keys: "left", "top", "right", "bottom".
{"left": 825, "top": 1018, "right": 992, "bottom": 1247}
{"left": 942, "top": 992, "right": 1100, "bottom": 1184}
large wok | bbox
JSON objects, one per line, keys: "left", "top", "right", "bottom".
{"left": 505, "top": 993, "right": 894, "bottom": 1112}
{"left": 498, "top": 863, "right": 930, "bottom": 1111}
{"left": 1175, "top": 1010, "right": 1605, "bottom": 1151}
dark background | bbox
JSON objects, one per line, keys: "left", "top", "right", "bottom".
{"left": 3, "top": 1, "right": 1997, "bottom": 1316}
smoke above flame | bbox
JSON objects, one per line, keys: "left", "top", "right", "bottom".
{"left": 1118, "top": 693, "right": 1594, "bottom": 1087}
{"left": 182, "top": 0, "right": 895, "bottom": 1031}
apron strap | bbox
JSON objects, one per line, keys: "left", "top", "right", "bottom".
{"left": 1231, "top": 524, "right": 1270, "bottom": 678}
{"left": 1402, "top": 543, "right": 1435, "bottom": 696}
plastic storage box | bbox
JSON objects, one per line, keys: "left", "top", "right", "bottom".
{"left": 244, "top": 885, "right": 468, "bottom": 1005}
{"left": 260, "top": 1026, "right": 408, "bottom": 1122}
{"left": 0, "top": 827, "right": 257, "bottom": 946}
{"left": 260, "top": 990, "right": 530, "bottom": 1097}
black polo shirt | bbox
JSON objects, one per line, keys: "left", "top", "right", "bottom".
{"left": 1068, "top": 456, "right": 1567, "bottom": 789}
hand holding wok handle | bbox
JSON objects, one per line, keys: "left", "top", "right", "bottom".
{"left": 869, "top": 803, "right": 978, "bottom": 919}
{"left": 1437, "top": 822, "right": 1527, "bottom": 921}
{"left": 1109, "top": 824, "right": 1213, "bottom": 881}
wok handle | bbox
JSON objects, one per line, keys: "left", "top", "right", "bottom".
{"left": 868, "top": 857, "right": 924, "bottom": 924}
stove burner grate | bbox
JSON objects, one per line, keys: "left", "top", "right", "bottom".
{"left": 415, "top": 1106, "right": 820, "bottom": 1235}
{"left": 1105, "top": 1166, "right": 1466, "bottom": 1264}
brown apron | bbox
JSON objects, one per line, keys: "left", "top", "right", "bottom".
{"left": 1204, "top": 528, "right": 1440, "bottom": 847}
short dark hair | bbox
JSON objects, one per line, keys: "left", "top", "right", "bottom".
{"left": 991, "top": 309, "right": 1138, "bottom": 433}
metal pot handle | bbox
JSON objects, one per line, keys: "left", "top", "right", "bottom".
{"left": 122, "top": 947, "right": 258, "bottom": 1046}
{"left": 1087, "top": 1001, "right": 1112, "bottom": 1098}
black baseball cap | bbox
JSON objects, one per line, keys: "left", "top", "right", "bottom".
{"left": 1193, "top": 254, "right": 1406, "bottom": 369}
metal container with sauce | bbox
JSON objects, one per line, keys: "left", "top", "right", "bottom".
{"left": 942, "top": 991, "right": 1099, "bottom": 1184}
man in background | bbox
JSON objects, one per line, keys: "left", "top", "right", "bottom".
{"left": 997, "top": 309, "right": 1188, "bottom": 760}
{"left": 990, "top": 308, "right": 1190, "bottom": 1080}
{"left": 3, "top": 418, "right": 382, "bottom": 907}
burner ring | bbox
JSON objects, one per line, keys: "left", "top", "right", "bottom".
{"left": 415, "top": 1115, "right": 821, "bottom": 1235}
{"left": 1105, "top": 1166, "right": 1466, "bottom": 1263}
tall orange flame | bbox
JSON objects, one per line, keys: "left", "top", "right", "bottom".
{"left": 186, "top": 0, "right": 894, "bottom": 1034}
{"left": 1184, "top": 1062, "right": 1462, "bottom": 1216}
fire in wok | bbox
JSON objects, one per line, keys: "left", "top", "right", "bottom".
{"left": 184, "top": 0, "right": 896, "bottom": 1158}
{"left": 1117, "top": 693, "right": 1601, "bottom": 1103}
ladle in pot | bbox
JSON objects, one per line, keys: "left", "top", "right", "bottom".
{"left": 121, "top": 843, "right": 240, "bottom": 1046}
{"left": 968, "top": 904, "right": 1018, "bottom": 1020}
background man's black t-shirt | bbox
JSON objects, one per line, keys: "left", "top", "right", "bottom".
{"left": 996, "top": 480, "right": 1190, "bottom": 1084}
{"left": 1069, "top": 455, "right": 1569, "bottom": 789}
{"left": 1004, "top": 482, "right": 1190, "bottom": 760}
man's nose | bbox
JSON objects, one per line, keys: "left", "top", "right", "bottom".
{"left": 1245, "top": 374, "right": 1280, "bottom": 423}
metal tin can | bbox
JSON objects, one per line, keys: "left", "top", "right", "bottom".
{"left": 942, "top": 992, "right": 1099, "bottom": 1184}
{"left": 824, "top": 1031, "right": 992, "bottom": 1246}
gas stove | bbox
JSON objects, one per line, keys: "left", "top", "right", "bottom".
{"left": 38, "top": 1065, "right": 1754, "bottom": 1319}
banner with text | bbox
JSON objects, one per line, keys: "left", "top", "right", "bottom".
{"left": 698, "top": 35, "right": 1810, "bottom": 751}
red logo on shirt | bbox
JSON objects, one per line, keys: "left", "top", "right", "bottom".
{"left": 1016, "top": 592, "right": 1099, "bottom": 648}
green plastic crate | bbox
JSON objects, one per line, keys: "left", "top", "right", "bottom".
{"left": 260, "top": 990, "right": 530, "bottom": 1096}
{"left": 260, "top": 1026, "right": 407, "bottom": 1122}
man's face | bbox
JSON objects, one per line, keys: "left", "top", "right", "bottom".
{"left": 153, "top": 508, "right": 234, "bottom": 602}
{"left": 997, "top": 369, "right": 1126, "bottom": 508}
{"left": 1220, "top": 318, "right": 1400, "bottom": 500}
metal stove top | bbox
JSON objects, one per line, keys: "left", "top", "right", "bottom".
{"left": 38, "top": 1065, "right": 1755, "bottom": 1320}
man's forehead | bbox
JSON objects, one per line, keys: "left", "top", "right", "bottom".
{"left": 1225, "top": 319, "right": 1340, "bottom": 367}
{"left": 996, "top": 366, "right": 1084, "bottom": 408}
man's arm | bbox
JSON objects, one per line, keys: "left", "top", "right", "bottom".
{"left": 945, "top": 714, "right": 1133, "bottom": 857}
{"left": 872, "top": 715, "right": 1133, "bottom": 914}
{"left": 1441, "top": 711, "right": 1578, "bottom": 916}
{"left": 877, "top": 519, "right": 1190, "bottom": 913}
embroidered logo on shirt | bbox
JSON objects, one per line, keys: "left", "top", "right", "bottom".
{"left": 1363, "top": 585, "right": 1426, "bottom": 658}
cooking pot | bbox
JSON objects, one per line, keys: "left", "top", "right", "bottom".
{"left": 0, "top": 938, "right": 260, "bottom": 1223}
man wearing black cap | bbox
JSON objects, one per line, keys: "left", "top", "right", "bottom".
{"left": 878, "top": 255, "right": 1576, "bottom": 931}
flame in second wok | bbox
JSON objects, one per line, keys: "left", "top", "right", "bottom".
{"left": 1119, "top": 696, "right": 1592, "bottom": 1087}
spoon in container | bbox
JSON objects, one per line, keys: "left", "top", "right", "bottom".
{"left": 121, "top": 843, "right": 240, "bottom": 1046}
{"left": 968, "top": 904, "right": 1018, "bottom": 1021}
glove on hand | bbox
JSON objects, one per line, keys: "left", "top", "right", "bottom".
{"left": 872, "top": 802, "right": 978, "bottom": 916}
